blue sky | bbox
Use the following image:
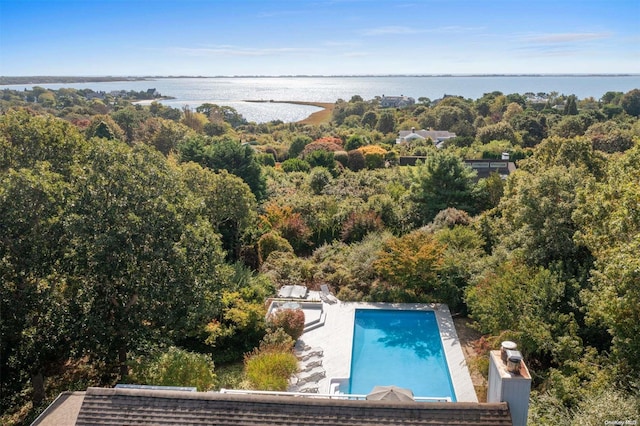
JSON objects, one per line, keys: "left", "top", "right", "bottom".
{"left": 1, "top": 0, "right": 638, "bottom": 76}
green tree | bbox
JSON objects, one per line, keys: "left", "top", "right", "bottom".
{"left": 201, "top": 138, "right": 267, "bottom": 200}
{"left": 179, "top": 162, "right": 257, "bottom": 259}
{"left": 288, "top": 135, "right": 312, "bottom": 158}
{"left": 85, "top": 115, "right": 125, "bottom": 141}
{"left": 361, "top": 111, "right": 378, "bottom": 128}
{"left": 620, "top": 88, "right": 640, "bottom": 117}
{"left": 574, "top": 144, "right": 640, "bottom": 377}
{"left": 257, "top": 231, "right": 294, "bottom": 264}
{"left": 495, "top": 166, "right": 592, "bottom": 273}
{"left": 585, "top": 120, "right": 634, "bottom": 154}
{"left": 409, "top": 151, "right": 477, "bottom": 225}
{"left": 519, "top": 136, "right": 605, "bottom": 179}
{"left": 0, "top": 163, "right": 73, "bottom": 406}
{"left": 138, "top": 117, "right": 194, "bottom": 155}
{"left": 376, "top": 110, "right": 396, "bottom": 134}
{"left": 64, "top": 141, "right": 227, "bottom": 378}
{"left": 465, "top": 260, "right": 579, "bottom": 359}
{"left": 476, "top": 121, "right": 518, "bottom": 144}
{"left": 550, "top": 115, "right": 586, "bottom": 138}
{"left": 304, "top": 149, "right": 336, "bottom": 171}
{"left": 0, "top": 108, "right": 87, "bottom": 174}
{"left": 111, "top": 105, "right": 147, "bottom": 143}
{"left": 564, "top": 95, "right": 578, "bottom": 115}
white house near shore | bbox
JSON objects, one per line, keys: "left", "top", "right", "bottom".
{"left": 381, "top": 95, "right": 415, "bottom": 108}
{"left": 396, "top": 127, "right": 457, "bottom": 148}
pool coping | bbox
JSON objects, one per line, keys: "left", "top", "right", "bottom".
{"left": 296, "top": 302, "right": 478, "bottom": 402}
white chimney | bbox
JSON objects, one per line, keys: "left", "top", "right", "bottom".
{"left": 501, "top": 152, "right": 510, "bottom": 160}
{"left": 488, "top": 344, "right": 531, "bottom": 426}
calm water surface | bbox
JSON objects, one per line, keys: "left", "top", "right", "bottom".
{"left": 3, "top": 75, "right": 638, "bottom": 123}
{"left": 348, "top": 309, "right": 456, "bottom": 400}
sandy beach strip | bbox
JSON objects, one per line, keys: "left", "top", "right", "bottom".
{"left": 245, "top": 100, "right": 335, "bottom": 125}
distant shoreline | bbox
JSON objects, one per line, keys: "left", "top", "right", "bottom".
{"left": 2, "top": 74, "right": 638, "bottom": 85}
{"left": 0, "top": 76, "right": 149, "bottom": 85}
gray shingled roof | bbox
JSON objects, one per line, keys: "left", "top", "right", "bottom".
{"left": 64, "top": 387, "right": 513, "bottom": 426}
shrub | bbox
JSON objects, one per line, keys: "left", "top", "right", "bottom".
{"left": 334, "top": 150, "right": 349, "bottom": 167}
{"left": 267, "top": 308, "right": 305, "bottom": 341}
{"left": 347, "top": 149, "right": 366, "bottom": 171}
{"left": 127, "top": 347, "right": 216, "bottom": 391}
{"left": 244, "top": 348, "right": 299, "bottom": 391}
{"left": 341, "top": 210, "right": 383, "bottom": 243}
{"left": 281, "top": 158, "right": 311, "bottom": 173}
{"left": 345, "top": 134, "right": 366, "bottom": 151}
{"left": 308, "top": 167, "right": 332, "bottom": 194}
{"left": 259, "top": 327, "right": 295, "bottom": 352}
{"left": 258, "top": 152, "right": 276, "bottom": 166}
{"left": 304, "top": 149, "right": 336, "bottom": 170}
{"left": 257, "top": 231, "right": 294, "bottom": 264}
{"left": 288, "top": 135, "right": 312, "bottom": 158}
{"left": 300, "top": 137, "right": 343, "bottom": 157}
{"left": 357, "top": 145, "right": 388, "bottom": 169}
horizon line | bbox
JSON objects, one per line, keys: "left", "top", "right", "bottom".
{"left": 2, "top": 73, "right": 640, "bottom": 79}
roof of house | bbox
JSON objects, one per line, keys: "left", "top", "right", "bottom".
{"left": 35, "top": 387, "right": 513, "bottom": 426}
{"left": 398, "top": 130, "right": 457, "bottom": 141}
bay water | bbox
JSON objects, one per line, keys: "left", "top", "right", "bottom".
{"left": 3, "top": 75, "right": 638, "bottom": 123}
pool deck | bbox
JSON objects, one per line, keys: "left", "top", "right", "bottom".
{"left": 295, "top": 301, "right": 478, "bottom": 402}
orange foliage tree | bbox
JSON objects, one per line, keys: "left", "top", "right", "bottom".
{"left": 374, "top": 230, "right": 446, "bottom": 300}
{"left": 357, "top": 145, "right": 388, "bottom": 169}
{"left": 260, "top": 203, "right": 312, "bottom": 253}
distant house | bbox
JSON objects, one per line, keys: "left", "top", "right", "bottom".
{"left": 396, "top": 128, "right": 457, "bottom": 148}
{"left": 380, "top": 95, "right": 415, "bottom": 108}
{"left": 398, "top": 156, "right": 516, "bottom": 180}
{"left": 463, "top": 158, "right": 516, "bottom": 179}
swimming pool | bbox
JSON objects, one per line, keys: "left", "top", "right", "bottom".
{"left": 348, "top": 309, "right": 456, "bottom": 401}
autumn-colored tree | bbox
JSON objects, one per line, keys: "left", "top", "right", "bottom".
{"left": 357, "top": 145, "right": 387, "bottom": 169}
{"left": 267, "top": 309, "right": 305, "bottom": 341}
{"left": 300, "top": 137, "right": 343, "bottom": 157}
{"left": 374, "top": 230, "right": 445, "bottom": 301}
{"left": 260, "top": 203, "right": 312, "bottom": 253}
{"left": 341, "top": 210, "right": 383, "bottom": 243}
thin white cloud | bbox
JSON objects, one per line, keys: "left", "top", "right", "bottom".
{"left": 361, "top": 25, "right": 485, "bottom": 36}
{"left": 342, "top": 51, "right": 370, "bottom": 57}
{"left": 361, "top": 26, "right": 425, "bottom": 36}
{"left": 324, "top": 40, "right": 361, "bottom": 47}
{"left": 520, "top": 32, "right": 611, "bottom": 43}
{"left": 170, "top": 46, "right": 321, "bottom": 57}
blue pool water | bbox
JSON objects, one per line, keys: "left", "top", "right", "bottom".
{"left": 348, "top": 309, "right": 456, "bottom": 401}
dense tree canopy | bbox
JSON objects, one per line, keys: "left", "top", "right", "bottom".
{"left": 2, "top": 86, "right": 640, "bottom": 425}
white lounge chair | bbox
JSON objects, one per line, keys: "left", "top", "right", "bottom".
{"left": 288, "top": 383, "right": 319, "bottom": 393}
{"left": 294, "top": 346, "right": 324, "bottom": 360}
{"left": 320, "top": 284, "right": 339, "bottom": 304}
{"left": 295, "top": 367, "right": 326, "bottom": 385}
{"left": 299, "top": 358, "right": 323, "bottom": 371}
